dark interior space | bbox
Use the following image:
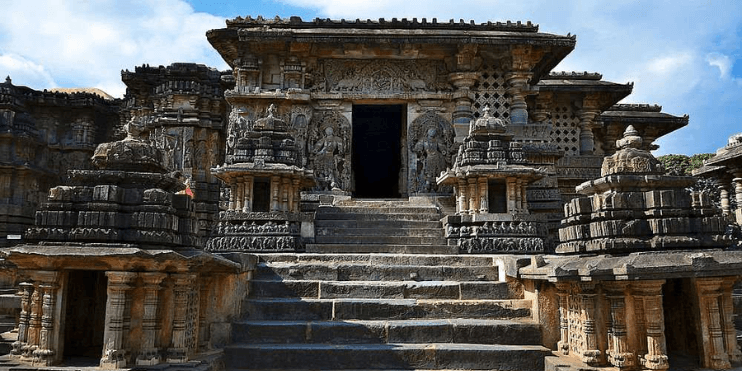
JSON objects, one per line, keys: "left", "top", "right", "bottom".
{"left": 63, "top": 270, "right": 107, "bottom": 358}
{"left": 663, "top": 278, "right": 701, "bottom": 368}
{"left": 253, "top": 178, "right": 271, "bottom": 212}
{"left": 352, "top": 105, "right": 403, "bottom": 198}
{"left": 488, "top": 180, "right": 507, "bottom": 213}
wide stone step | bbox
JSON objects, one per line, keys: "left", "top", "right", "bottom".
{"left": 254, "top": 253, "right": 501, "bottom": 266}
{"left": 318, "top": 206, "right": 440, "bottom": 214}
{"left": 315, "top": 212, "right": 440, "bottom": 221}
{"left": 314, "top": 235, "right": 445, "bottom": 245}
{"left": 305, "top": 244, "right": 457, "bottom": 254}
{"left": 314, "top": 220, "right": 441, "bottom": 229}
{"left": 250, "top": 280, "right": 515, "bottom": 300}
{"left": 241, "top": 298, "right": 531, "bottom": 321}
{"left": 316, "top": 227, "right": 444, "bottom": 238}
{"left": 232, "top": 319, "right": 541, "bottom": 345}
{"left": 224, "top": 343, "right": 549, "bottom": 370}
{"left": 254, "top": 263, "right": 499, "bottom": 282}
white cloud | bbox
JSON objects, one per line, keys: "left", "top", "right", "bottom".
{"left": 647, "top": 53, "right": 693, "bottom": 76}
{"left": 0, "top": 53, "right": 56, "bottom": 89}
{"left": 0, "top": 0, "right": 229, "bottom": 98}
{"left": 1, "top": 0, "right": 741, "bottom": 155}
{"left": 706, "top": 53, "right": 733, "bottom": 79}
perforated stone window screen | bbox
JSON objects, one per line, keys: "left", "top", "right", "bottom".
{"left": 550, "top": 105, "right": 580, "bottom": 156}
{"left": 473, "top": 66, "right": 510, "bottom": 124}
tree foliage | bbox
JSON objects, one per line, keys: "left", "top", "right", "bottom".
{"left": 657, "top": 153, "right": 714, "bottom": 176}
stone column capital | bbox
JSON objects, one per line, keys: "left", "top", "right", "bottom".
{"left": 139, "top": 272, "right": 167, "bottom": 286}
{"left": 631, "top": 280, "right": 665, "bottom": 296}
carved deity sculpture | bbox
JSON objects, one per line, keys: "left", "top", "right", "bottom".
{"left": 413, "top": 127, "right": 448, "bottom": 193}
{"left": 312, "top": 126, "right": 344, "bottom": 190}
{"left": 408, "top": 111, "right": 454, "bottom": 194}
{"left": 308, "top": 111, "right": 350, "bottom": 191}
{"left": 226, "top": 108, "right": 249, "bottom": 152}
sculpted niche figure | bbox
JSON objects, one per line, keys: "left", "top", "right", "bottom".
{"left": 312, "top": 126, "right": 344, "bottom": 190}
{"left": 413, "top": 127, "right": 448, "bottom": 193}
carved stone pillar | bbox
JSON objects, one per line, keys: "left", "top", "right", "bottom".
{"left": 468, "top": 178, "right": 478, "bottom": 215}
{"left": 733, "top": 176, "right": 742, "bottom": 225}
{"left": 604, "top": 282, "right": 634, "bottom": 369}
{"left": 695, "top": 278, "right": 730, "bottom": 370}
{"left": 137, "top": 272, "right": 167, "bottom": 366}
{"left": 270, "top": 176, "right": 280, "bottom": 212}
{"left": 555, "top": 282, "right": 571, "bottom": 355}
{"left": 198, "top": 276, "right": 214, "bottom": 351}
{"left": 167, "top": 273, "right": 197, "bottom": 363}
{"left": 448, "top": 72, "right": 480, "bottom": 140}
{"left": 721, "top": 278, "right": 742, "bottom": 363}
{"left": 633, "top": 280, "right": 668, "bottom": 370}
{"left": 281, "top": 178, "right": 290, "bottom": 212}
{"left": 578, "top": 283, "right": 601, "bottom": 366}
{"left": 243, "top": 176, "right": 253, "bottom": 212}
{"left": 578, "top": 109, "right": 600, "bottom": 155}
{"left": 719, "top": 184, "right": 730, "bottom": 216}
{"left": 290, "top": 178, "right": 300, "bottom": 212}
{"left": 506, "top": 177, "right": 517, "bottom": 213}
{"left": 228, "top": 185, "right": 236, "bottom": 211}
{"left": 234, "top": 180, "right": 244, "bottom": 211}
{"left": 24, "top": 283, "right": 41, "bottom": 358}
{"left": 100, "top": 271, "right": 137, "bottom": 369}
{"left": 505, "top": 71, "right": 532, "bottom": 125}
{"left": 478, "top": 177, "right": 488, "bottom": 213}
{"left": 33, "top": 275, "right": 61, "bottom": 366}
{"left": 456, "top": 180, "right": 468, "bottom": 214}
{"left": 12, "top": 282, "right": 33, "bottom": 357}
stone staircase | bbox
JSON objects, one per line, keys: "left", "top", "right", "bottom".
{"left": 307, "top": 199, "right": 454, "bottom": 254}
{"left": 224, "top": 253, "right": 549, "bottom": 371}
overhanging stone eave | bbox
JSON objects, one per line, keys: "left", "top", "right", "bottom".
{"left": 437, "top": 165, "right": 545, "bottom": 185}
{"left": 539, "top": 84, "right": 633, "bottom": 110}
{"left": 1, "top": 244, "right": 243, "bottom": 273}
{"left": 521, "top": 250, "right": 742, "bottom": 282}
{"left": 575, "top": 174, "right": 695, "bottom": 194}
{"left": 701, "top": 145, "right": 742, "bottom": 168}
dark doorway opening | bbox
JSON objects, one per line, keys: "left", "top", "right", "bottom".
{"left": 253, "top": 178, "right": 271, "bottom": 212}
{"left": 488, "top": 180, "right": 507, "bottom": 213}
{"left": 352, "top": 105, "right": 404, "bottom": 198}
{"left": 663, "top": 278, "right": 701, "bottom": 369}
{"left": 63, "top": 270, "right": 107, "bottom": 359}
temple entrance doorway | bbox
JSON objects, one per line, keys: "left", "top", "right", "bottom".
{"left": 352, "top": 105, "right": 404, "bottom": 198}
{"left": 63, "top": 270, "right": 107, "bottom": 359}
{"left": 663, "top": 278, "right": 701, "bottom": 368}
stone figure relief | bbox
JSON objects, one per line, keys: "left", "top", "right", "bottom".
{"left": 290, "top": 105, "right": 313, "bottom": 167}
{"left": 408, "top": 110, "right": 454, "bottom": 193}
{"left": 308, "top": 110, "right": 351, "bottom": 191}
{"left": 315, "top": 60, "right": 450, "bottom": 94}
{"left": 226, "top": 106, "right": 253, "bottom": 156}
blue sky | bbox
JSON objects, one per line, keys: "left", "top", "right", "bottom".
{"left": 1, "top": 0, "right": 740, "bottom": 156}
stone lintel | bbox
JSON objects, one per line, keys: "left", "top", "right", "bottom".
{"left": 2, "top": 245, "right": 242, "bottom": 274}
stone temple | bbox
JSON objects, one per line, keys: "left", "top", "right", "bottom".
{"left": 0, "top": 15, "right": 740, "bottom": 371}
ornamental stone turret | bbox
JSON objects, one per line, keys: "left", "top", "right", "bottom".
{"left": 521, "top": 126, "right": 741, "bottom": 371}
{"left": 25, "top": 119, "right": 197, "bottom": 248}
{"left": 206, "top": 103, "right": 314, "bottom": 252}
{"left": 558, "top": 125, "right": 729, "bottom": 254}
{"left": 437, "top": 105, "right": 548, "bottom": 253}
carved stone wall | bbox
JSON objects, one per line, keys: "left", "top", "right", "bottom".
{"left": 121, "top": 63, "right": 230, "bottom": 245}
{"left": 0, "top": 79, "right": 119, "bottom": 246}
{"left": 313, "top": 59, "right": 450, "bottom": 94}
